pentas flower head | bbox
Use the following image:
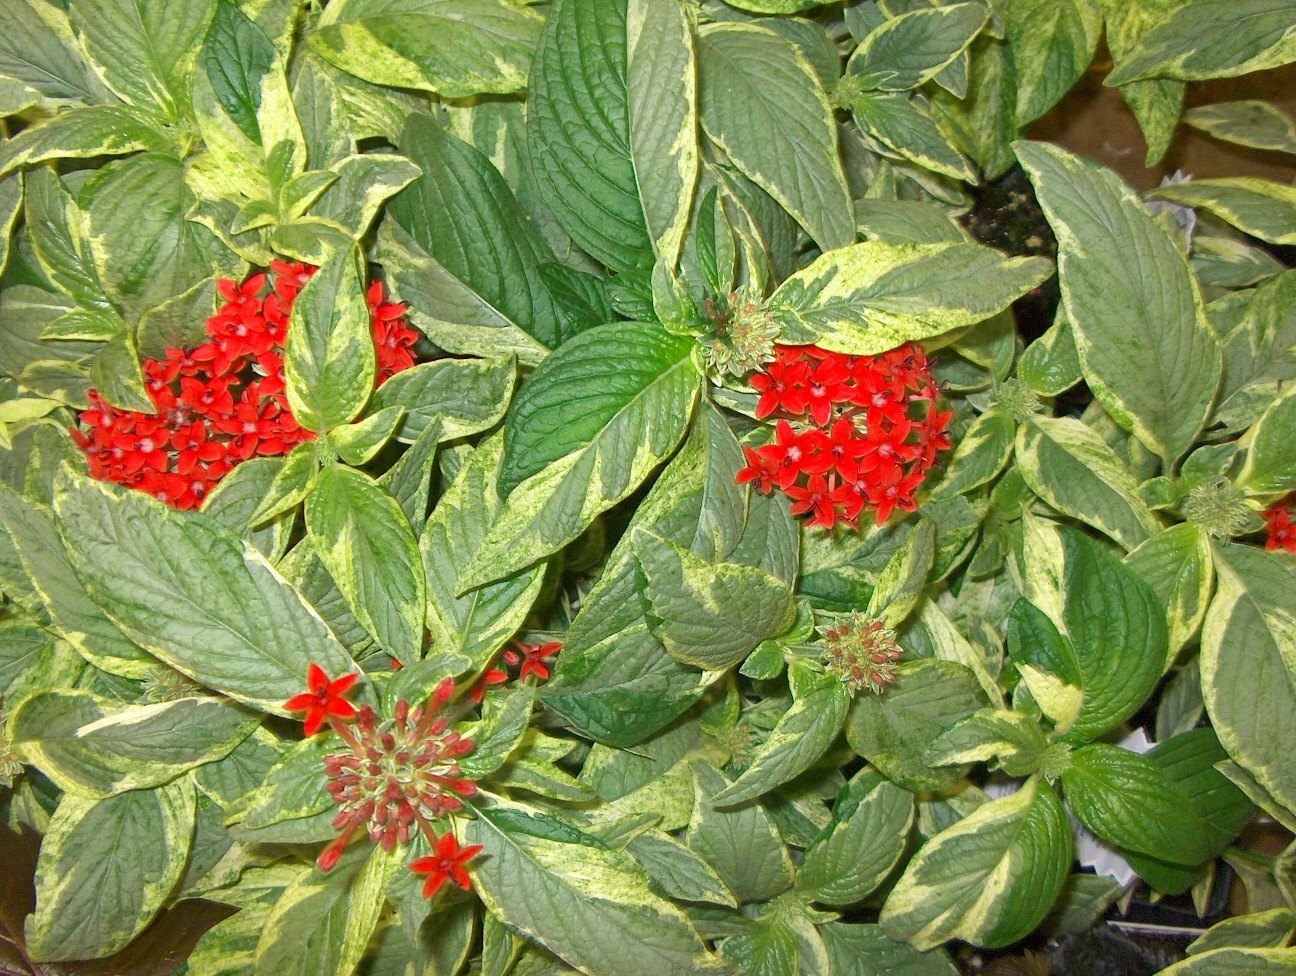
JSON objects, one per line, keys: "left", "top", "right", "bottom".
{"left": 1264, "top": 498, "right": 1296, "bottom": 553}
{"left": 72, "top": 261, "right": 421, "bottom": 510}
{"left": 736, "top": 343, "right": 952, "bottom": 530}
{"left": 822, "top": 612, "right": 904, "bottom": 695}
{"left": 469, "top": 638, "right": 563, "bottom": 702}
{"left": 286, "top": 669, "right": 484, "bottom": 895}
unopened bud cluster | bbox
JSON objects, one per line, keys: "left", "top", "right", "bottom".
{"left": 822, "top": 612, "right": 904, "bottom": 695}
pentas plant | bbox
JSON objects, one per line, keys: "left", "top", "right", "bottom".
{"left": 3, "top": 1, "right": 1296, "bottom": 976}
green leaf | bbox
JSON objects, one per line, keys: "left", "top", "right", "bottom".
{"left": 713, "top": 670, "right": 850, "bottom": 806}
{"left": 698, "top": 22, "right": 853, "bottom": 252}
{"left": 0, "top": 104, "right": 168, "bottom": 178}
{"left": 284, "top": 245, "right": 375, "bottom": 432}
{"left": 10, "top": 690, "right": 257, "bottom": 796}
{"left": 83, "top": 152, "right": 238, "bottom": 320}
{"left": 526, "top": 0, "right": 655, "bottom": 271}
{"left": 0, "top": 485, "right": 153, "bottom": 678}
{"left": 626, "top": 831, "right": 737, "bottom": 907}
{"left": 460, "top": 322, "right": 700, "bottom": 589}
{"left": 930, "top": 409, "right": 1015, "bottom": 498}
{"left": 820, "top": 922, "right": 960, "bottom": 976}
{"left": 846, "top": 660, "right": 989, "bottom": 791}
{"left": 634, "top": 528, "right": 794, "bottom": 671}
{"left": 1019, "top": 312, "right": 1083, "bottom": 396}
{"left": 370, "top": 357, "right": 515, "bottom": 445}
{"left": 626, "top": 0, "right": 699, "bottom": 268}
{"left": 1104, "top": 0, "right": 1296, "bottom": 84}
{"left": 247, "top": 442, "right": 317, "bottom": 527}
{"left": 421, "top": 438, "right": 545, "bottom": 670}
{"left": 0, "top": 0, "right": 108, "bottom": 105}
{"left": 1155, "top": 178, "right": 1296, "bottom": 246}
{"left": 303, "top": 153, "right": 420, "bottom": 246}
{"left": 54, "top": 470, "right": 367, "bottom": 715}
{"left": 1125, "top": 523, "right": 1214, "bottom": 659}
{"left": 377, "top": 222, "right": 550, "bottom": 367}
{"left": 70, "top": 0, "right": 215, "bottom": 119}
{"left": 1016, "top": 416, "right": 1160, "bottom": 549}
{"left": 309, "top": 0, "right": 541, "bottom": 98}
{"left": 931, "top": 34, "right": 1017, "bottom": 179}
{"left": 997, "top": 0, "right": 1101, "bottom": 125}
{"left": 1028, "top": 524, "right": 1168, "bottom": 743}
{"left": 1063, "top": 743, "right": 1211, "bottom": 865}
{"left": 1201, "top": 543, "right": 1296, "bottom": 816}
{"left": 1042, "top": 873, "right": 1126, "bottom": 937}
{"left": 329, "top": 407, "right": 403, "bottom": 466}
{"left": 880, "top": 777, "right": 1072, "bottom": 950}
{"left": 1184, "top": 100, "right": 1296, "bottom": 155}
{"left": 868, "top": 519, "right": 936, "bottom": 629}
{"left": 26, "top": 780, "right": 194, "bottom": 961}
{"left": 200, "top": 0, "right": 275, "bottom": 143}
{"left": 255, "top": 846, "right": 395, "bottom": 976}
{"left": 541, "top": 406, "right": 753, "bottom": 745}
{"left": 306, "top": 464, "right": 425, "bottom": 665}
{"left": 1240, "top": 386, "right": 1296, "bottom": 495}
{"left": 687, "top": 763, "right": 795, "bottom": 904}
{"left": 1016, "top": 140, "right": 1221, "bottom": 469}
{"left": 201, "top": 459, "right": 295, "bottom": 560}
{"left": 390, "top": 114, "right": 572, "bottom": 351}
{"left": 1188, "top": 909, "right": 1296, "bottom": 955}
{"left": 798, "top": 769, "right": 915, "bottom": 906}
{"left": 1139, "top": 947, "right": 1296, "bottom": 975}
{"left": 465, "top": 807, "right": 725, "bottom": 976}
{"left": 768, "top": 241, "right": 1051, "bottom": 354}
{"left": 847, "top": 3, "right": 988, "bottom": 92}
{"left": 849, "top": 92, "right": 976, "bottom": 182}
{"left": 924, "top": 708, "right": 1048, "bottom": 777}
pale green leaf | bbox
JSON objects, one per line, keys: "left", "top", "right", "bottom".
{"left": 1184, "top": 100, "right": 1296, "bottom": 155}
{"left": 880, "top": 778, "right": 1072, "bottom": 950}
{"left": 54, "top": 470, "right": 367, "bottom": 715}
{"left": 1154, "top": 178, "right": 1296, "bottom": 246}
{"left": 1016, "top": 416, "right": 1161, "bottom": 550}
{"left": 850, "top": 92, "right": 976, "bottom": 182}
{"left": 0, "top": 104, "right": 168, "bottom": 179}
{"left": 9, "top": 690, "right": 257, "bottom": 796}
{"left": 1188, "top": 909, "right": 1296, "bottom": 955}
{"left": 820, "top": 922, "right": 959, "bottom": 976}
{"left": 0, "top": 0, "right": 108, "bottom": 105}
{"left": 698, "top": 22, "right": 853, "bottom": 252}
{"left": 998, "top": 0, "right": 1101, "bottom": 125}
{"left": 370, "top": 356, "right": 515, "bottom": 444}
{"left": 26, "top": 780, "right": 195, "bottom": 961}
{"left": 284, "top": 245, "right": 375, "bottom": 431}
{"left": 768, "top": 241, "right": 1051, "bottom": 353}
{"left": 1125, "top": 523, "right": 1214, "bottom": 659}
{"left": 1105, "top": 0, "right": 1296, "bottom": 84}
{"left": 687, "top": 763, "right": 795, "bottom": 904}
{"left": 847, "top": 3, "right": 989, "bottom": 92}
{"left": 1201, "top": 544, "right": 1296, "bottom": 816}
{"left": 310, "top": 0, "right": 541, "bottom": 98}
{"left": 421, "top": 438, "right": 544, "bottom": 669}
{"left": 465, "top": 807, "right": 725, "bottom": 976}
{"left": 306, "top": 464, "right": 426, "bottom": 665}
{"left": 1017, "top": 140, "right": 1221, "bottom": 468}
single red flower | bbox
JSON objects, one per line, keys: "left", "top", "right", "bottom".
{"left": 750, "top": 356, "right": 812, "bottom": 418}
{"left": 503, "top": 641, "right": 561, "bottom": 682}
{"left": 284, "top": 663, "right": 360, "bottom": 736}
{"left": 736, "top": 445, "right": 779, "bottom": 494}
{"left": 409, "top": 833, "right": 485, "bottom": 898}
{"left": 1264, "top": 501, "right": 1296, "bottom": 553}
{"left": 468, "top": 668, "right": 509, "bottom": 703}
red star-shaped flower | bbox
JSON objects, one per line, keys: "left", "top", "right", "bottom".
{"left": 284, "top": 663, "right": 359, "bottom": 736}
{"left": 409, "top": 833, "right": 485, "bottom": 898}
{"left": 503, "top": 640, "right": 562, "bottom": 682}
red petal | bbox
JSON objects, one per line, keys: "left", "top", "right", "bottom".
{"left": 283, "top": 692, "right": 317, "bottom": 711}
{"left": 328, "top": 671, "right": 359, "bottom": 695}
{"left": 302, "top": 707, "right": 325, "bottom": 737}
{"left": 306, "top": 662, "right": 328, "bottom": 693}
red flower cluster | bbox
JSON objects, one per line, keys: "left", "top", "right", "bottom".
{"left": 284, "top": 666, "right": 484, "bottom": 897}
{"left": 1264, "top": 498, "right": 1296, "bottom": 553}
{"left": 72, "top": 261, "right": 421, "bottom": 510}
{"left": 737, "top": 344, "right": 952, "bottom": 529}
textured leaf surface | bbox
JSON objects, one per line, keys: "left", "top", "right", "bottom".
{"left": 307, "top": 465, "right": 425, "bottom": 665}
{"left": 26, "top": 780, "right": 194, "bottom": 961}
{"left": 769, "top": 241, "right": 1051, "bottom": 353}
{"left": 310, "top": 0, "right": 540, "bottom": 97}
{"left": 460, "top": 322, "right": 699, "bottom": 589}
{"left": 687, "top": 763, "right": 795, "bottom": 904}
{"left": 284, "top": 247, "right": 375, "bottom": 432}
{"left": 1018, "top": 141, "right": 1221, "bottom": 467}
{"left": 54, "top": 471, "right": 365, "bottom": 714}
{"left": 698, "top": 23, "right": 853, "bottom": 252}
{"left": 880, "top": 778, "right": 1072, "bottom": 950}
{"left": 1201, "top": 544, "right": 1296, "bottom": 815}
{"left": 10, "top": 691, "right": 257, "bottom": 796}
{"left": 465, "top": 808, "right": 724, "bottom": 976}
